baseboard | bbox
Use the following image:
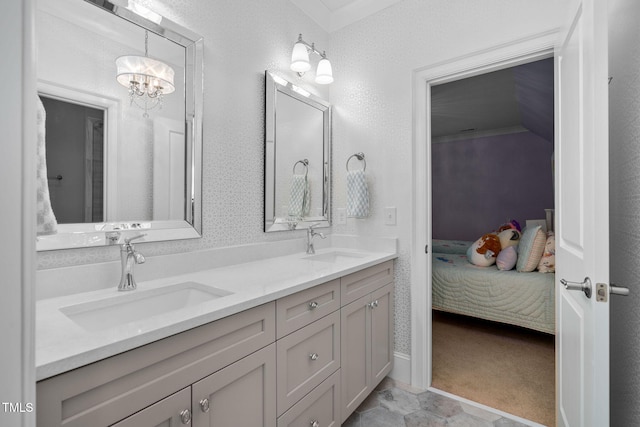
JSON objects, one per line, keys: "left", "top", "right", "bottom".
{"left": 388, "top": 352, "right": 411, "bottom": 384}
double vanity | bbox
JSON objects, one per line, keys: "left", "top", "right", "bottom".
{"left": 36, "top": 238, "right": 397, "bottom": 427}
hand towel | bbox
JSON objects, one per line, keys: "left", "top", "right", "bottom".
{"left": 347, "top": 169, "right": 369, "bottom": 218}
{"left": 36, "top": 96, "right": 58, "bottom": 236}
{"left": 288, "top": 174, "right": 309, "bottom": 219}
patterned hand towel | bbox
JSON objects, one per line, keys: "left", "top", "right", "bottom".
{"left": 36, "top": 96, "right": 58, "bottom": 236}
{"left": 347, "top": 169, "right": 369, "bottom": 218}
{"left": 288, "top": 174, "right": 309, "bottom": 218}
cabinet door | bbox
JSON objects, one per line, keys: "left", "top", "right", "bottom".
{"left": 110, "top": 387, "right": 191, "bottom": 427}
{"left": 370, "top": 283, "right": 393, "bottom": 384}
{"left": 191, "top": 344, "right": 276, "bottom": 427}
{"left": 340, "top": 295, "right": 371, "bottom": 421}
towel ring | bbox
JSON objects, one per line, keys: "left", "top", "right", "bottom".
{"left": 346, "top": 152, "right": 366, "bottom": 172}
{"left": 293, "top": 159, "right": 309, "bottom": 176}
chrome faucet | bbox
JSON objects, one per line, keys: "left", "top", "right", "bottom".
{"left": 118, "top": 234, "right": 146, "bottom": 291}
{"left": 306, "top": 223, "right": 326, "bottom": 254}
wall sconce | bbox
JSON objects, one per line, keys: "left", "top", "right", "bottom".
{"left": 116, "top": 30, "right": 175, "bottom": 117}
{"left": 290, "top": 34, "right": 333, "bottom": 84}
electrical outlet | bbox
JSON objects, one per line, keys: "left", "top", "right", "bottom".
{"left": 384, "top": 207, "right": 397, "bottom": 225}
{"left": 336, "top": 208, "right": 347, "bottom": 225}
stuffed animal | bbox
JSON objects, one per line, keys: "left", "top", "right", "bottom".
{"left": 497, "top": 219, "right": 522, "bottom": 233}
{"left": 497, "top": 228, "right": 521, "bottom": 249}
{"left": 467, "top": 233, "right": 502, "bottom": 267}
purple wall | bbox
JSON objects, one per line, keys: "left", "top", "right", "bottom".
{"left": 432, "top": 131, "right": 554, "bottom": 241}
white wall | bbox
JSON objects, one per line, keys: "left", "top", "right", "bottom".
{"left": 329, "top": 0, "right": 563, "bottom": 355}
{"left": 609, "top": 0, "right": 640, "bottom": 424}
{"left": 0, "top": 0, "right": 36, "bottom": 425}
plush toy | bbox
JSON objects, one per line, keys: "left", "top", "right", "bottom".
{"left": 497, "top": 228, "right": 521, "bottom": 249}
{"left": 497, "top": 219, "right": 522, "bottom": 233}
{"left": 467, "top": 233, "right": 502, "bottom": 267}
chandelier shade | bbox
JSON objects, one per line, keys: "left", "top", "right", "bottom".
{"left": 115, "top": 55, "right": 176, "bottom": 96}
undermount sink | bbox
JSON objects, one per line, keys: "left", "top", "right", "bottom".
{"left": 303, "top": 251, "right": 368, "bottom": 263}
{"left": 60, "top": 282, "right": 233, "bottom": 331}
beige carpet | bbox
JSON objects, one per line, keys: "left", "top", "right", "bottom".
{"left": 432, "top": 311, "right": 556, "bottom": 426}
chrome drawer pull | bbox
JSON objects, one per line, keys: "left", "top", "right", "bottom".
{"left": 310, "top": 420, "right": 320, "bottom": 427}
{"left": 308, "top": 301, "right": 319, "bottom": 310}
{"left": 309, "top": 352, "right": 319, "bottom": 361}
{"left": 199, "top": 398, "right": 210, "bottom": 413}
{"left": 180, "top": 409, "right": 191, "bottom": 424}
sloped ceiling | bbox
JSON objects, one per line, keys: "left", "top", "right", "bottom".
{"left": 431, "top": 58, "right": 554, "bottom": 143}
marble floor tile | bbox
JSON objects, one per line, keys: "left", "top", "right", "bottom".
{"left": 341, "top": 378, "right": 539, "bottom": 427}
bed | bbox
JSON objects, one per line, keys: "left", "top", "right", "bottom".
{"left": 431, "top": 239, "right": 555, "bottom": 334}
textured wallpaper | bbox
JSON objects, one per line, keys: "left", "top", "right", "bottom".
{"left": 38, "top": 0, "right": 563, "bottom": 359}
{"left": 609, "top": 0, "right": 640, "bottom": 424}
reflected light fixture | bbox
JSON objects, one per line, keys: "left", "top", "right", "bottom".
{"left": 116, "top": 30, "right": 175, "bottom": 117}
{"left": 290, "top": 34, "right": 333, "bottom": 84}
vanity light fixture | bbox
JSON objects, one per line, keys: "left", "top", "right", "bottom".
{"left": 115, "top": 30, "right": 175, "bottom": 117}
{"left": 290, "top": 34, "right": 333, "bottom": 84}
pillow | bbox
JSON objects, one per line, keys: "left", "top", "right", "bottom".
{"left": 537, "top": 232, "right": 556, "bottom": 273}
{"left": 516, "top": 226, "right": 547, "bottom": 272}
{"left": 496, "top": 245, "right": 517, "bottom": 271}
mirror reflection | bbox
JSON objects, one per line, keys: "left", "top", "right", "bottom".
{"left": 264, "top": 72, "right": 332, "bottom": 232}
{"left": 36, "top": 0, "right": 203, "bottom": 250}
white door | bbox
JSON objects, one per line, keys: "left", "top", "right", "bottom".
{"left": 556, "top": 0, "right": 610, "bottom": 425}
{"left": 153, "top": 118, "right": 185, "bottom": 220}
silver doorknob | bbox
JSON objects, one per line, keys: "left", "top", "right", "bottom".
{"left": 596, "top": 283, "right": 630, "bottom": 302}
{"left": 561, "top": 277, "right": 592, "bottom": 299}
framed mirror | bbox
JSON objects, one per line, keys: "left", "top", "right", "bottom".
{"left": 36, "top": 0, "right": 203, "bottom": 251}
{"left": 264, "top": 72, "right": 331, "bottom": 232}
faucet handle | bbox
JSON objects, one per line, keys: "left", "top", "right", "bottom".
{"left": 124, "top": 233, "right": 147, "bottom": 245}
{"left": 309, "top": 222, "right": 322, "bottom": 230}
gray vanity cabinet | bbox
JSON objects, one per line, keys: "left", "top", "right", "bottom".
{"left": 110, "top": 387, "right": 191, "bottom": 427}
{"left": 191, "top": 344, "right": 276, "bottom": 427}
{"left": 340, "top": 261, "right": 394, "bottom": 422}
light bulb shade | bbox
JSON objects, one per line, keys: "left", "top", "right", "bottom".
{"left": 116, "top": 55, "right": 176, "bottom": 94}
{"left": 290, "top": 42, "right": 311, "bottom": 73}
{"left": 315, "top": 57, "right": 333, "bottom": 84}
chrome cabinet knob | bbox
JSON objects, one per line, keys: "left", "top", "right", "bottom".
{"left": 310, "top": 420, "right": 320, "bottom": 427}
{"left": 199, "top": 398, "right": 210, "bottom": 413}
{"left": 368, "top": 300, "right": 379, "bottom": 309}
{"left": 309, "top": 301, "right": 319, "bottom": 310}
{"left": 309, "top": 352, "right": 319, "bottom": 361}
{"left": 180, "top": 409, "right": 191, "bottom": 424}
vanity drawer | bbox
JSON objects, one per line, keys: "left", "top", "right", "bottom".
{"left": 276, "top": 310, "right": 340, "bottom": 415}
{"left": 36, "top": 302, "right": 275, "bottom": 427}
{"left": 276, "top": 279, "right": 340, "bottom": 338}
{"left": 277, "top": 370, "right": 341, "bottom": 427}
{"left": 341, "top": 260, "right": 394, "bottom": 306}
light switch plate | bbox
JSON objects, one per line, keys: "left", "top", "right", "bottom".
{"left": 384, "top": 207, "right": 397, "bottom": 225}
{"left": 336, "top": 208, "right": 347, "bottom": 225}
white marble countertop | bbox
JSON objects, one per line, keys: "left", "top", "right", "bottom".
{"left": 36, "top": 246, "right": 397, "bottom": 381}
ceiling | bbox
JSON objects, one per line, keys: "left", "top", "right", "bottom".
{"left": 431, "top": 58, "right": 554, "bottom": 143}
{"left": 289, "top": 0, "right": 403, "bottom": 33}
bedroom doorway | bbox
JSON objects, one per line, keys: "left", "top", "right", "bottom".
{"left": 429, "top": 58, "right": 556, "bottom": 426}
{"left": 410, "top": 31, "right": 560, "bottom": 426}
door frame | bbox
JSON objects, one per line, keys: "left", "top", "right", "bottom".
{"left": 410, "top": 30, "right": 560, "bottom": 389}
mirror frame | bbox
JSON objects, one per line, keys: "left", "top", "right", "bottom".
{"left": 264, "top": 71, "right": 332, "bottom": 232}
{"left": 36, "top": 0, "right": 204, "bottom": 251}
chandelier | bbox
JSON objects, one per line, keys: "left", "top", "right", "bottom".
{"left": 115, "top": 30, "right": 175, "bottom": 117}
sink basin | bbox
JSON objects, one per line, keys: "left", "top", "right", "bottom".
{"left": 60, "top": 282, "right": 233, "bottom": 331}
{"left": 303, "top": 251, "right": 368, "bottom": 263}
